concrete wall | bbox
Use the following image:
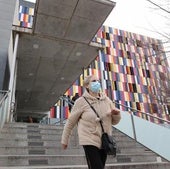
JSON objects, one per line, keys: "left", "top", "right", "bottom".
{"left": 0, "top": 0, "right": 16, "bottom": 90}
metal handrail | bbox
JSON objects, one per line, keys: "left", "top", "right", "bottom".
{"left": 0, "top": 90, "right": 9, "bottom": 93}
{"left": 60, "top": 95, "right": 170, "bottom": 124}
{"left": 0, "top": 90, "right": 10, "bottom": 129}
{"left": 112, "top": 100, "right": 170, "bottom": 124}
{"left": 56, "top": 96, "right": 74, "bottom": 124}
{"left": 60, "top": 95, "right": 74, "bottom": 106}
{"left": 0, "top": 90, "right": 10, "bottom": 105}
{"left": 39, "top": 96, "right": 73, "bottom": 125}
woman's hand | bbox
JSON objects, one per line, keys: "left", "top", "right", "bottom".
{"left": 111, "top": 108, "right": 120, "bottom": 115}
{"left": 62, "top": 144, "right": 68, "bottom": 150}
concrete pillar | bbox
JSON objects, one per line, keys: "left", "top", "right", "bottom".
{"left": 0, "top": 0, "right": 16, "bottom": 90}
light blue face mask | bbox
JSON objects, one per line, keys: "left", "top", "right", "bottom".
{"left": 89, "top": 81, "right": 101, "bottom": 93}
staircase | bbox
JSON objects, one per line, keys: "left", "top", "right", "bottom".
{"left": 0, "top": 122, "right": 169, "bottom": 169}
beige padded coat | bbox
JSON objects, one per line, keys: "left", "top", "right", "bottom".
{"left": 61, "top": 90, "right": 121, "bottom": 149}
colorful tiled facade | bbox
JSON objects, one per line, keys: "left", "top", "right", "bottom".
{"left": 53, "top": 26, "right": 170, "bottom": 123}
{"left": 14, "top": 0, "right": 35, "bottom": 28}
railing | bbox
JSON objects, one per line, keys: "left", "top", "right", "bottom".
{"left": 56, "top": 95, "right": 170, "bottom": 160}
{"left": 0, "top": 90, "right": 10, "bottom": 129}
{"left": 59, "top": 95, "right": 170, "bottom": 128}
{"left": 40, "top": 96, "right": 73, "bottom": 125}
{"left": 55, "top": 96, "right": 74, "bottom": 125}
{"left": 112, "top": 100, "right": 170, "bottom": 140}
{"left": 112, "top": 101, "right": 170, "bottom": 161}
{"left": 113, "top": 100, "right": 170, "bottom": 124}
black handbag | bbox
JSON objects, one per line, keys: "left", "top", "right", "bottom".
{"left": 83, "top": 97, "right": 117, "bottom": 157}
{"left": 101, "top": 132, "right": 117, "bottom": 156}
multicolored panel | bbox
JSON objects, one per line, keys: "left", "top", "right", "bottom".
{"left": 19, "top": 6, "right": 34, "bottom": 28}
{"left": 18, "top": 0, "right": 35, "bottom": 28}
{"left": 95, "top": 26, "right": 169, "bottom": 122}
{"left": 62, "top": 26, "right": 169, "bottom": 123}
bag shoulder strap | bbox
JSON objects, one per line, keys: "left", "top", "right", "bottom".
{"left": 83, "top": 96, "right": 105, "bottom": 133}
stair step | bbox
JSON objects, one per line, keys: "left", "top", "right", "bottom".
{"left": 28, "top": 135, "right": 42, "bottom": 139}
{"left": 0, "top": 162, "right": 169, "bottom": 169}
{"left": 27, "top": 130, "right": 40, "bottom": 133}
{"left": 27, "top": 126, "right": 40, "bottom": 129}
{"left": 0, "top": 153, "right": 161, "bottom": 166}
{"left": 29, "top": 159, "right": 48, "bottom": 165}
{"left": 0, "top": 122, "right": 169, "bottom": 168}
{"left": 28, "top": 150, "right": 45, "bottom": 155}
{"left": 28, "top": 142, "right": 44, "bottom": 146}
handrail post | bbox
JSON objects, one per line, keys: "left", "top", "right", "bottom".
{"left": 0, "top": 91, "right": 9, "bottom": 128}
{"left": 60, "top": 97, "right": 64, "bottom": 124}
{"left": 98, "top": 49, "right": 105, "bottom": 91}
{"left": 7, "top": 33, "right": 19, "bottom": 122}
{"left": 130, "top": 112, "right": 137, "bottom": 141}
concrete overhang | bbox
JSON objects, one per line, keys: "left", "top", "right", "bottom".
{"left": 16, "top": 0, "right": 116, "bottom": 119}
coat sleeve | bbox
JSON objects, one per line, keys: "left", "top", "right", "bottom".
{"left": 107, "top": 97, "right": 121, "bottom": 125}
{"left": 61, "top": 98, "right": 84, "bottom": 145}
{"left": 112, "top": 113, "right": 121, "bottom": 125}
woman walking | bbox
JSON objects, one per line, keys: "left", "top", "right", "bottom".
{"left": 61, "top": 75, "right": 121, "bottom": 169}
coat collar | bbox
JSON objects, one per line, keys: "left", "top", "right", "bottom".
{"left": 82, "top": 90, "right": 107, "bottom": 101}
